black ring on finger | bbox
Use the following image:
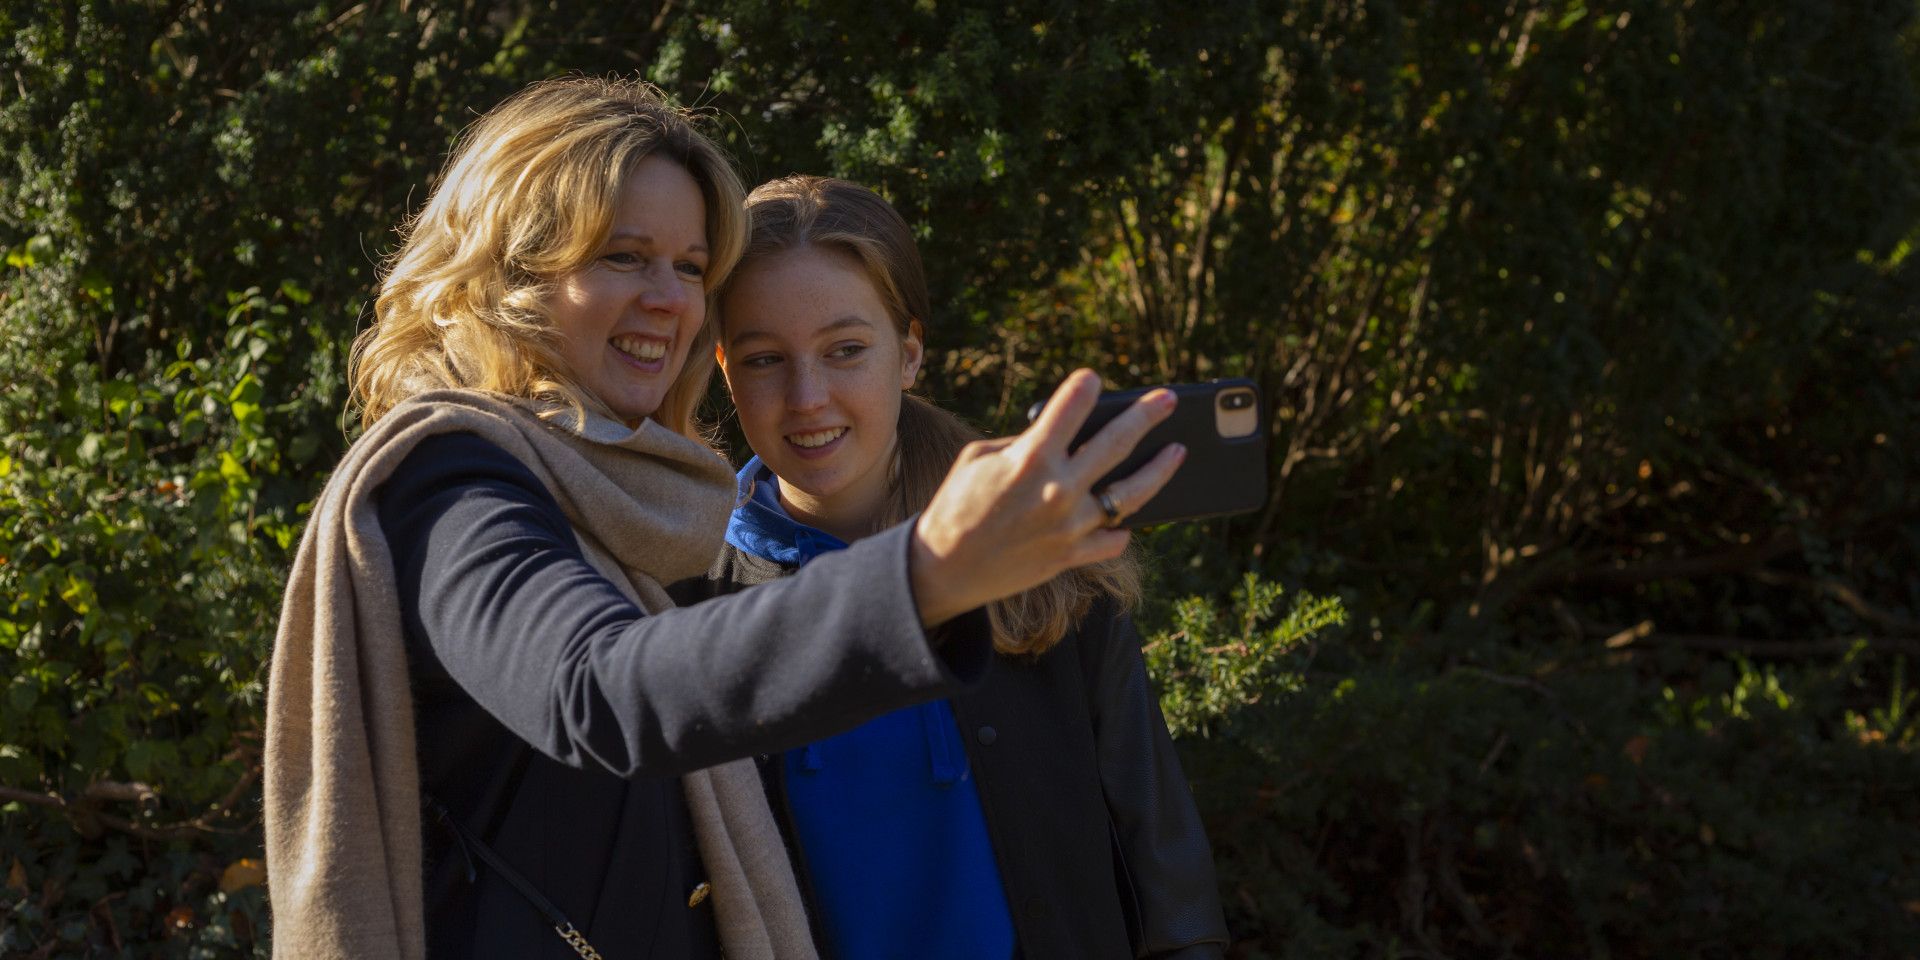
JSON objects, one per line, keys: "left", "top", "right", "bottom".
{"left": 1097, "top": 489, "right": 1123, "bottom": 528}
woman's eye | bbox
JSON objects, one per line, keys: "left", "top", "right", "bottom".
{"left": 601, "top": 252, "right": 640, "bottom": 267}
{"left": 677, "top": 261, "right": 706, "bottom": 280}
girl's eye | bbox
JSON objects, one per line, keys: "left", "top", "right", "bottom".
{"left": 741, "top": 353, "right": 782, "bottom": 368}
{"left": 828, "top": 343, "right": 868, "bottom": 360}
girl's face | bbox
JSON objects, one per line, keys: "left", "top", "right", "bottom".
{"left": 719, "top": 245, "right": 923, "bottom": 538}
{"left": 548, "top": 154, "right": 710, "bottom": 425}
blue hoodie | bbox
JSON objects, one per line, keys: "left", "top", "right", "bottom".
{"left": 725, "top": 458, "right": 1016, "bottom": 960}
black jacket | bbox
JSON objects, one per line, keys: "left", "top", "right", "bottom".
{"left": 675, "top": 543, "right": 1231, "bottom": 960}
{"left": 376, "top": 433, "right": 991, "bottom": 958}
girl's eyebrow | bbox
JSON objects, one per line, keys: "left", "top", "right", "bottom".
{"left": 728, "top": 315, "right": 874, "bottom": 348}
{"left": 816, "top": 316, "right": 875, "bottom": 334}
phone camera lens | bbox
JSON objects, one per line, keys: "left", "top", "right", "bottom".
{"left": 1221, "top": 392, "right": 1252, "bottom": 410}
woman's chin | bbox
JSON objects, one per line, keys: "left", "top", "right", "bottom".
{"left": 596, "top": 387, "right": 666, "bottom": 425}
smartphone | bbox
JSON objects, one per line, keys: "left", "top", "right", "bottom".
{"left": 1029, "top": 378, "right": 1267, "bottom": 528}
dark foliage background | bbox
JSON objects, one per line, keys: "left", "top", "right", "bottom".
{"left": 3, "top": 1, "right": 1917, "bottom": 956}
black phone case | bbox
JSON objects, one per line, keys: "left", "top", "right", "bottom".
{"left": 1044, "top": 378, "right": 1268, "bottom": 528}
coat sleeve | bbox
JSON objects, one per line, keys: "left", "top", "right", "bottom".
{"left": 1086, "top": 604, "right": 1232, "bottom": 958}
{"left": 378, "top": 431, "right": 991, "bottom": 778}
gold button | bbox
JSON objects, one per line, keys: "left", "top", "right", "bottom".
{"left": 687, "top": 881, "right": 711, "bottom": 908}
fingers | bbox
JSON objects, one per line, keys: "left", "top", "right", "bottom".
{"left": 1084, "top": 440, "right": 1185, "bottom": 530}
{"left": 1021, "top": 369, "right": 1102, "bottom": 458}
{"left": 959, "top": 436, "right": 1014, "bottom": 460}
{"left": 1066, "top": 386, "right": 1177, "bottom": 488}
{"left": 1073, "top": 527, "right": 1133, "bottom": 565}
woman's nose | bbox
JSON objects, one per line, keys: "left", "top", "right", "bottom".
{"left": 639, "top": 265, "right": 691, "bottom": 314}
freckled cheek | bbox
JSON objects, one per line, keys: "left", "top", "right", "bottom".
{"left": 849, "top": 370, "right": 902, "bottom": 424}
{"left": 734, "top": 379, "right": 786, "bottom": 444}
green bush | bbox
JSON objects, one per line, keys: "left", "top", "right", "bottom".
{"left": 1145, "top": 571, "right": 1348, "bottom": 741}
{"left": 1181, "top": 647, "right": 1920, "bottom": 957}
{"left": 0, "top": 281, "right": 321, "bottom": 956}
{"left": 2, "top": 0, "right": 1916, "bottom": 956}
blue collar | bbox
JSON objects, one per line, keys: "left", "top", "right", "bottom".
{"left": 724, "top": 456, "right": 849, "bottom": 566}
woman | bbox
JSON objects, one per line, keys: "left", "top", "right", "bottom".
{"left": 263, "top": 79, "right": 1181, "bottom": 960}
{"left": 692, "top": 175, "right": 1230, "bottom": 958}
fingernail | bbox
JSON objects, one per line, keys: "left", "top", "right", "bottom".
{"left": 1171, "top": 442, "right": 1188, "bottom": 461}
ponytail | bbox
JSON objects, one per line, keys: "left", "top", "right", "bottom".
{"left": 883, "top": 395, "right": 1142, "bottom": 657}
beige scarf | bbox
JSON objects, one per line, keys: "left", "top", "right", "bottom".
{"left": 264, "top": 389, "right": 818, "bottom": 959}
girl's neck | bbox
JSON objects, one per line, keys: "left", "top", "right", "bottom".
{"left": 773, "top": 440, "right": 895, "bottom": 545}
{"left": 777, "top": 485, "right": 886, "bottom": 545}
{"left": 767, "top": 433, "right": 898, "bottom": 545}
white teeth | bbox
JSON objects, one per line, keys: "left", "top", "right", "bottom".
{"left": 611, "top": 334, "right": 667, "bottom": 361}
{"left": 788, "top": 427, "right": 847, "bottom": 449}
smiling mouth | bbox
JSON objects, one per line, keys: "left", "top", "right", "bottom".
{"left": 611, "top": 334, "right": 668, "bottom": 363}
{"left": 787, "top": 427, "right": 848, "bottom": 449}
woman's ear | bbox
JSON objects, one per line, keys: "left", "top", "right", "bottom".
{"left": 900, "top": 319, "right": 925, "bottom": 390}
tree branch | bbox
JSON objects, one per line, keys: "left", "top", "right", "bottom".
{"left": 1751, "top": 570, "right": 1920, "bottom": 634}
{"left": 0, "top": 770, "right": 259, "bottom": 843}
{"left": 1559, "top": 529, "right": 1804, "bottom": 587}
{"left": 1610, "top": 633, "right": 1920, "bottom": 659}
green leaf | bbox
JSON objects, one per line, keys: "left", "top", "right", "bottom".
{"left": 102, "top": 380, "right": 138, "bottom": 416}
{"left": 124, "top": 739, "right": 155, "bottom": 781}
{"left": 59, "top": 573, "right": 94, "bottom": 615}
{"left": 21, "top": 235, "right": 53, "bottom": 266}
{"left": 219, "top": 451, "right": 250, "bottom": 485}
{"left": 228, "top": 374, "right": 263, "bottom": 406}
{"left": 78, "top": 270, "right": 112, "bottom": 301}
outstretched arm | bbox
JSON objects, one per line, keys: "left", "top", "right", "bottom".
{"left": 381, "top": 431, "right": 992, "bottom": 778}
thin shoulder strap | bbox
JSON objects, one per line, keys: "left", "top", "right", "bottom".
{"left": 423, "top": 795, "right": 609, "bottom": 960}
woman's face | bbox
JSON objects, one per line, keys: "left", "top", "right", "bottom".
{"left": 549, "top": 154, "right": 710, "bottom": 425}
{"left": 719, "top": 245, "right": 923, "bottom": 534}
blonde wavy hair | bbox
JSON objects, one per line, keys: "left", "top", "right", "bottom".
{"left": 350, "top": 76, "right": 747, "bottom": 437}
{"left": 726, "top": 176, "right": 1142, "bottom": 656}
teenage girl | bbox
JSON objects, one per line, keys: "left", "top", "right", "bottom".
{"left": 684, "top": 175, "right": 1230, "bottom": 959}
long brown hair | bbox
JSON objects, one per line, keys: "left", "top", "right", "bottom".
{"left": 727, "top": 175, "right": 1141, "bottom": 656}
{"left": 350, "top": 76, "right": 748, "bottom": 438}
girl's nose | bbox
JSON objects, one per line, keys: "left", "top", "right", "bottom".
{"left": 787, "top": 362, "right": 828, "bottom": 412}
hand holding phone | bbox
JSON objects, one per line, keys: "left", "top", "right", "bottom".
{"left": 1029, "top": 378, "right": 1267, "bottom": 528}
{"left": 910, "top": 371, "right": 1184, "bottom": 625}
